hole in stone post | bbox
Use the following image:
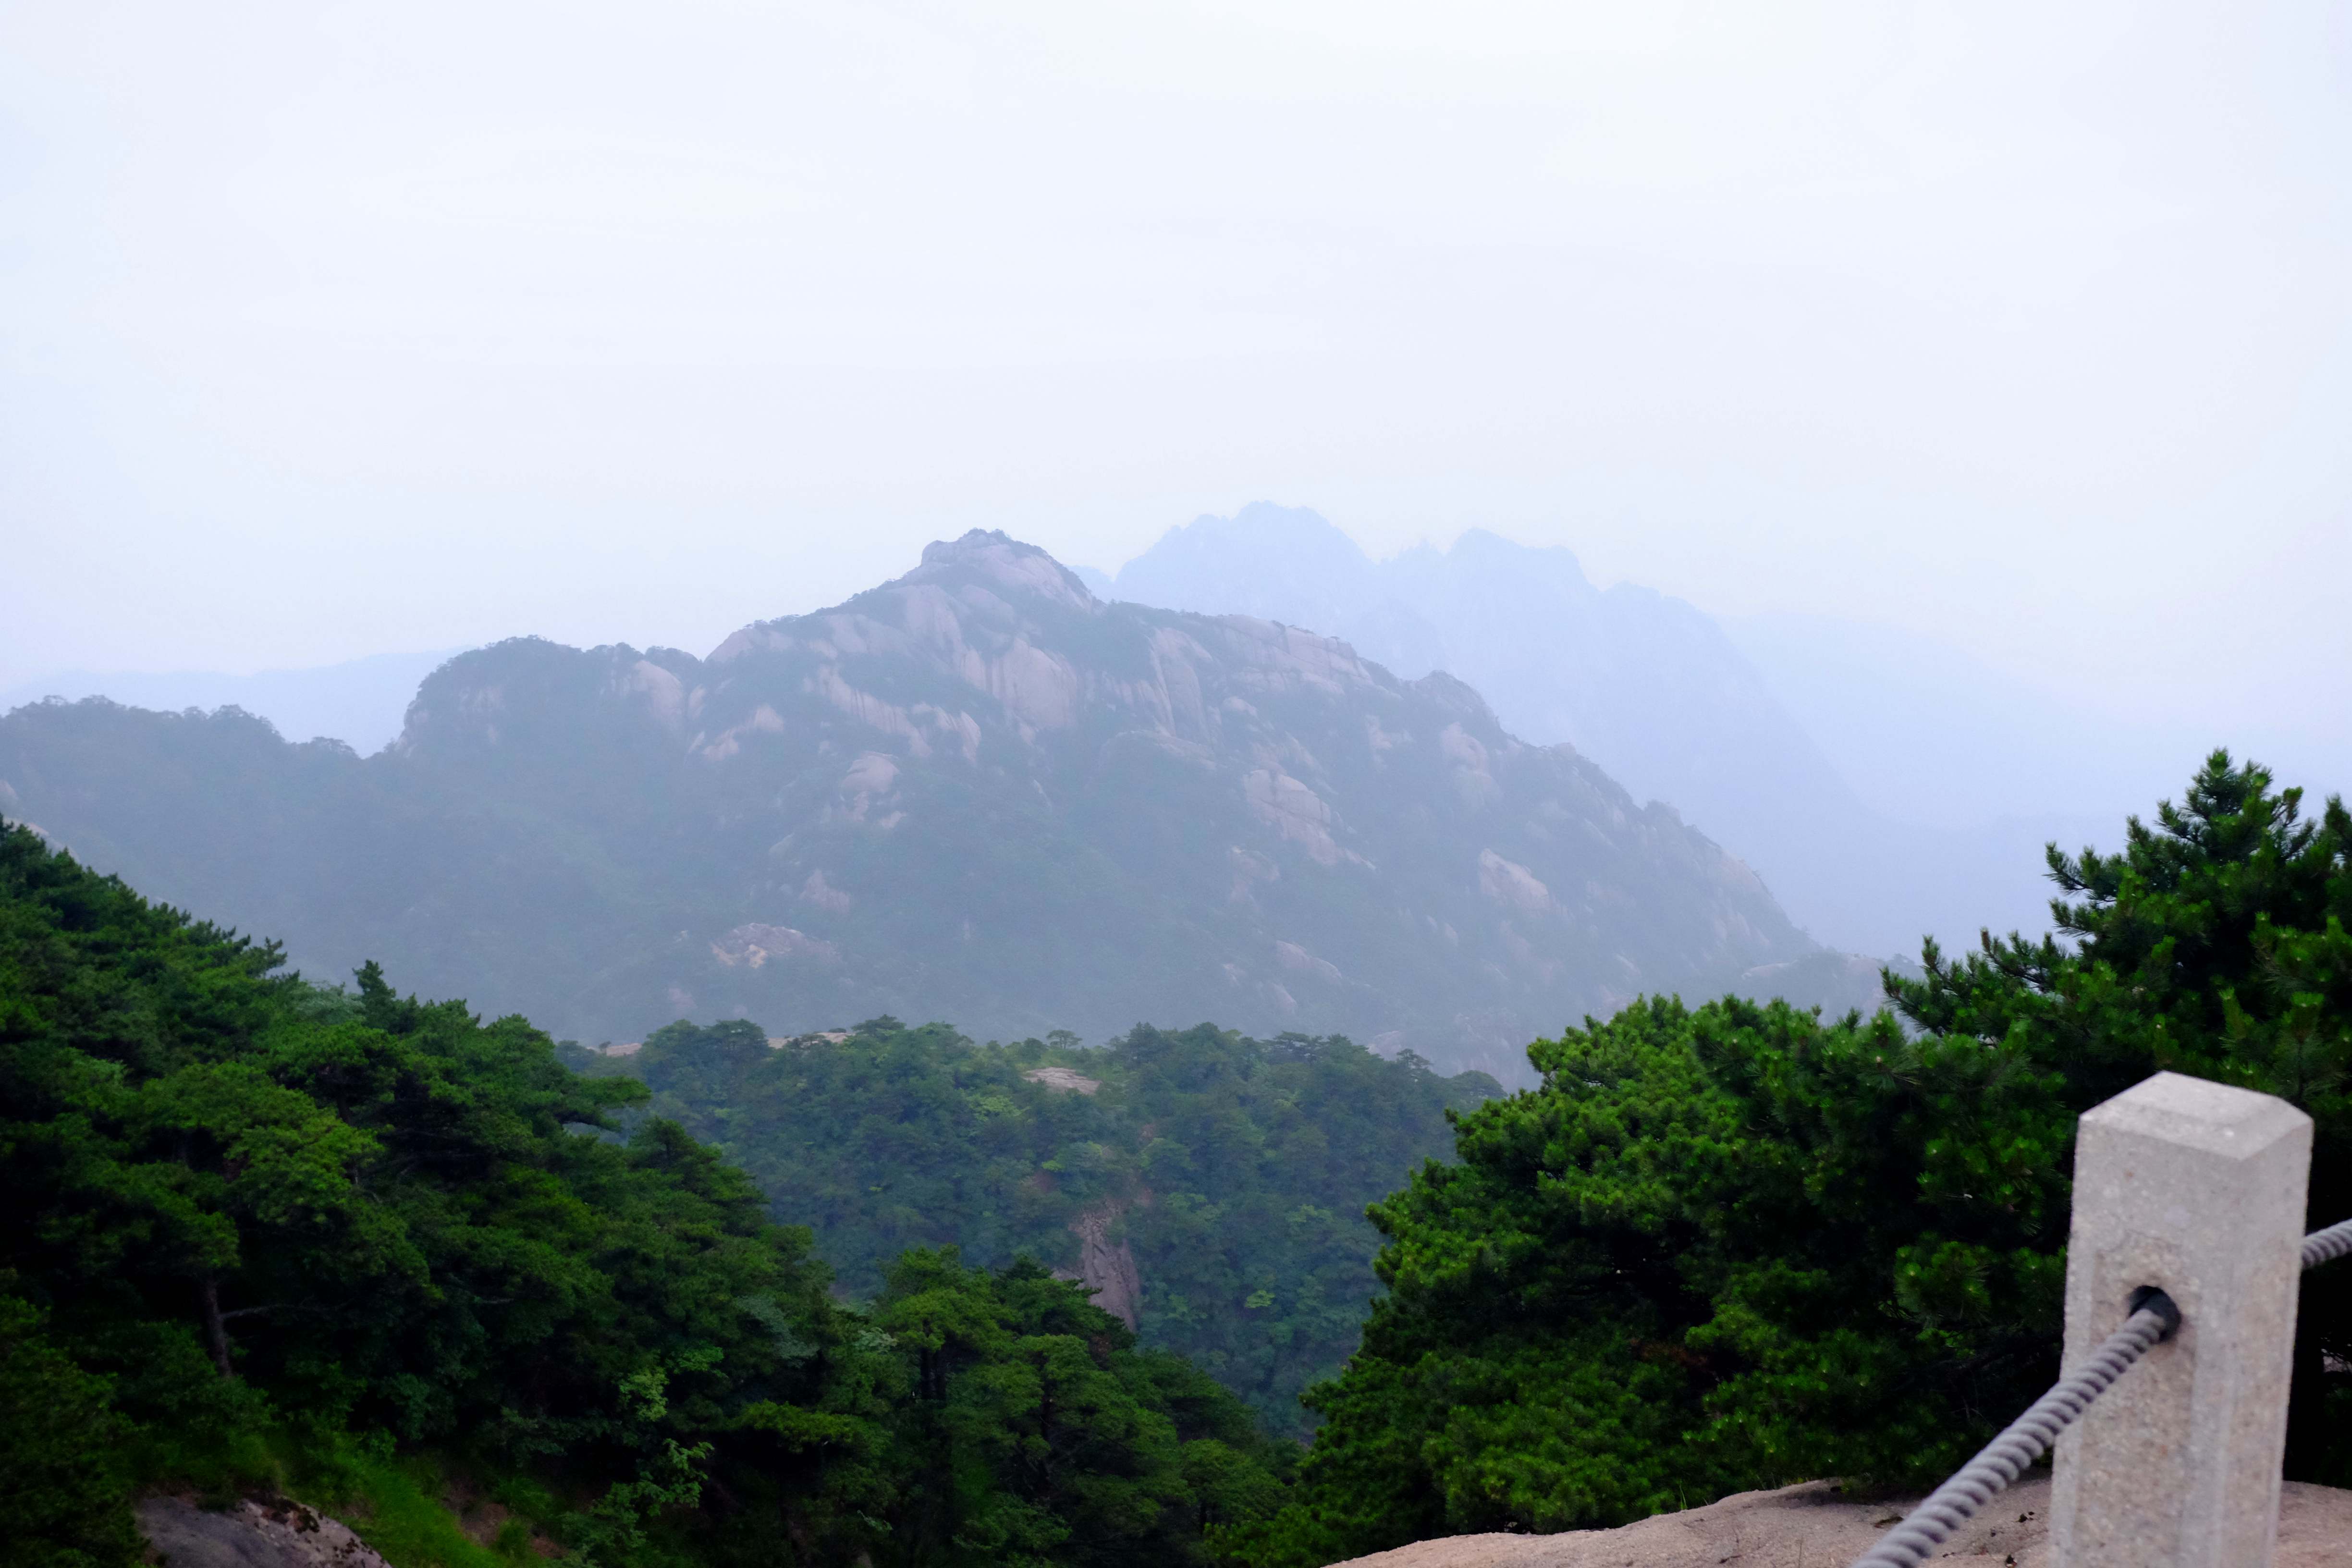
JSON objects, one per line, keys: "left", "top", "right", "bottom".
{"left": 2127, "top": 1285, "right": 2182, "bottom": 1342}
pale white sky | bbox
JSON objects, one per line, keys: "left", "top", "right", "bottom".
{"left": 3, "top": 1, "right": 2347, "bottom": 745}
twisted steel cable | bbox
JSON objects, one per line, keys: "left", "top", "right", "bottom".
{"left": 1850, "top": 1217, "right": 2352, "bottom": 1568}
{"left": 1845, "top": 1290, "right": 2178, "bottom": 1568}
{"left": 2303, "top": 1216, "right": 2352, "bottom": 1271}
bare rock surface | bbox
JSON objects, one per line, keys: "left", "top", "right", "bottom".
{"left": 1327, "top": 1475, "right": 2352, "bottom": 1568}
{"left": 1064, "top": 1199, "right": 1143, "bottom": 1328}
{"left": 136, "top": 1494, "right": 391, "bottom": 1568}
{"left": 1023, "top": 1065, "right": 1102, "bottom": 1094}
{"left": 0, "top": 528, "right": 1848, "bottom": 1082}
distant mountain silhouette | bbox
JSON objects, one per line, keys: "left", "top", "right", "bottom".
{"left": 1115, "top": 503, "right": 1860, "bottom": 855}
{"left": 0, "top": 531, "right": 1873, "bottom": 1080}
{"left": 0, "top": 649, "right": 460, "bottom": 756}
{"left": 1106, "top": 503, "right": 2144, "bottom": 956}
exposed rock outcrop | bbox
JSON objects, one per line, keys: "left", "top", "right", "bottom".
{"left": 1022, "top": 1066, "right": 1101, "bottom": 1094}
{"left": 1325, "top": 1475, "right": 2352, "bottom": 1568}
{"left": 136, "top": 1494, "right": 391, "bottom": 1568}
{"left": 1066, "top": 1200, "right": 1142, "bottom": 1329}
{"left": 0, "top": 528, "right": 1862, "bottom": 1081}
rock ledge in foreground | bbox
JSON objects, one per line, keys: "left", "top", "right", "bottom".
{"left": 1327, "top": 1474, "right": 2352, "bottom": 1568}
{"left": 137, "top": 1493, "right": 391, "bottom": 1568}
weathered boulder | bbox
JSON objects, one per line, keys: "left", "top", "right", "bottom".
{"left": 135, "top": 1494, "right": 390, "bottom": 1568}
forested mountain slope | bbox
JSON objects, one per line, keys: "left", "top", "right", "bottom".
{"left": 0, "top": 531, "right": 1846, "bottom": 1078}
{"left": 0, "top": 820, "right": 1294, "bottom": 1567}
{"left": 598, "top": 1018, "right": 1498, "bottom": 1437}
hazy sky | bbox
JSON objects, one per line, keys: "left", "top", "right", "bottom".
{"left": 4, "top": 2, "right": 2348, "bottom": 745}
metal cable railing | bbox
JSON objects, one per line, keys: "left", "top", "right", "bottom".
{"left": 2303, "top": 1215, "right": 2352, "bottom": 1270}
{"left": 1848, "top": 1219, "right": 2352, "bottom": 1568}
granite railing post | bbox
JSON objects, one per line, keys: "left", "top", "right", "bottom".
{"left": 2051, "top": 1071, "right": 2312, "bottom": 1567}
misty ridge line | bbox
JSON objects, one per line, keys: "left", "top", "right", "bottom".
{"left": 0, "top": 525, "right": 1888, "bottom": 1085}
{"left": 0, "top": 506, "right": 2173, "bottom": 795}
{"left": 0, "top": 502, "right": 2269, "bottom": 965}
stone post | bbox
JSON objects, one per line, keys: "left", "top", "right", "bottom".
{"left": 2051, "top": 1071, "right": 2312, "bottom": 1567}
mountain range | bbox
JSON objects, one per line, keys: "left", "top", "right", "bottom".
{"left": 0, "top": 530, "right": 1891, "bottom": 1081}
{"left": 1091, "top": 503, "right": 2148, "bottom": 957}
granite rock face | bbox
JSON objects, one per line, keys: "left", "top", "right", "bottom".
{"left": 1, "top": 531, "right": 1858, "bottom": 1079}
{"left": 135, "top": 1495, "right": 391, "bottom": 1568}
{"left": 1325, "top": 1475, "right": 2352, "bottom": 1568}
{"left": 1106, "top": 502, "right": 2140, "bottom": 963}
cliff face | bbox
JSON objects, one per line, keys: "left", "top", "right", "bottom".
{"left": 1065, "top": 1200, "right": 1143, "bottom": 1331}
{"left": 0, "top": 531, "right": 1822, "bottom": 1078}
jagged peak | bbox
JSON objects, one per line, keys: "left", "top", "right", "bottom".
{"left": 909, "top": 529, "right": 1098, "bottom": 613}
{"left": 704, "top": 531, "right": 1099, "bottom": 665}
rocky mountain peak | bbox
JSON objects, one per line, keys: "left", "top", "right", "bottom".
{"left": 909, "top": 528, "right": 1100, "bottom": 615}
{"left": 0, "top": 529, "right": 1873, "bottom": 1082}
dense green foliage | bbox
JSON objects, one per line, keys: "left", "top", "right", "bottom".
{"left": 0, "top": 1288, "right": 146, "bottom": 1568}
{"left": 612, "top": 1017, "right": 1497, "bottom": 1438}
{"left": 1238, "top": 753, "right": 2352, "bottom": 1565}
{"left": 872, "top": 1249, "right": 1292, "bottom": 1564}
{"left": 0, "top": 819, "right": 1287, "bottom": 1566}
{"left": 17, "top": 748, "right": 2348, "bottom": 1568}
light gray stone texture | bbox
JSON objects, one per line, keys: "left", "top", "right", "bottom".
{"left": 2052, "top": 1071, "right": 2313, "bottom": 1568}
{"left": 135, "top": 1494, "right": 390, "bottom": 1568}
{"left": 1319, "top": 1475, "right": 2352, "bottom": 1567}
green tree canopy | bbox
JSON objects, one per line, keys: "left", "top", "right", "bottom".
{"left": 1239, "top": 753, "right": 2352, "bottom": 1565}
{"left": 871, "top": 1249, "right": 1288, "bottom": 1567}
{"left": 0, "top": 820, "right": 1289, "bottom": 1566}
{"left": 616, "top": 1016, "right": 1497, "bottom": 1437}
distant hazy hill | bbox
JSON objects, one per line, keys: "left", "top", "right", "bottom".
{"left": 0, "top": 649, "right": 459, "bottom": 755}
{"left": 1112, "top": 503, "right": 1860, "bottom": 853}
{"left": 0, "top": 532, "right": 1859, "bottom": 1078}
{"left": 1103, "top": 504, "right": 2159, "bottom": 957}
{"left": 1719, "top": 609, "right": 2224, "bottom": 833}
